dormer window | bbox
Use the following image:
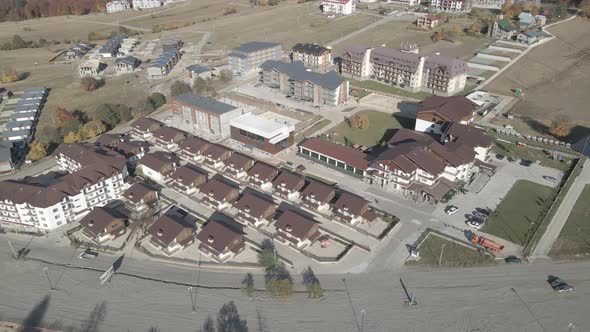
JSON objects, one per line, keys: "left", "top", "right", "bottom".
{"left": 244, "top": 206, "right": 251, "bottom": 213}
{"left": 310, "top": 194, "right": 316, "bottom": 198}
{"left": 285, "top": 224, "right": 293, "bottom": 232}
{"left": 208, "top": 235, "right": 214, "bottom": 243}
{"left": 157, "top": 229, "right": 163, "bottom": 236}
{"left": 281, "top": 182, "right": 286, "bottom": 187}
{"left": 208, "top": 191, "right": 214, "bottom": 197}
{"left": 89, "top": 220, "right": 94, "bottom": 227}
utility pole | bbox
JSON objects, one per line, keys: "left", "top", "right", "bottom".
{"left": 6, "top": 239, "right": 17, "bottom": 260}
{"left": 188, "top": 287, "right": 196, "bottom": 312}
{"left": 439, "top": 243, "right": 446, "bottom": 267}
{"left": 43, "top": 267, "right": 56, "bottom": 290}
{"left": 360, "top": 309, "right": 366, "bottom": 332}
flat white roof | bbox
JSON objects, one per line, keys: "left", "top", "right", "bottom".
{"left": 230, "top": 112, "right": 295, "bottom": 143}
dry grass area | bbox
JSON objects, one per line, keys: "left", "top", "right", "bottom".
{"left": 332, "top": 20, "right": 492, "bottom": 60}
{"left": 486, "top": 17, "right": 590, "bottom": 142}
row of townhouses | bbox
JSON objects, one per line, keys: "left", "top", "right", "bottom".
{"left": 65, "top": 42, "right": 94, "bottom": 60}
{"left": 340, "top": 44, "right": 468, "bottom": 95}
{"left": 147, "top": 48, "right": 181, "bottom": 79}
{"left": 1, "top": 87, "right": 48, "bottom": 149}
{"left": 99, "top": 33, "right": 128, "bottom": 58}
{"left": 298, "top": 95, "right": 494, "bottom": 202}
{"left": 0, "top": 143, "right": 128, "bottom": 232}
{"left": 106, "top": 0, "right": 166, "bottom": 12}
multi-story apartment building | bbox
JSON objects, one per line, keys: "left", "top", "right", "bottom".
{"left": 321, "top": 0, "right": 356, "bottom": 16}
{"left": 99, "top": 33, "right": 128, "bottom": 58}
{"left": 387, "top": 0, "right": 420, "bottom": 5}
{"left": 147, "top": 49, "right": 181, "bottom": 79}
{"left": 291, "top": 43, "right": 332, "bottom": 71}
{"left": 0, "top": 143, "right": 128, "bottom": 232}
{"left": 414, "top": 95, "right": 479, "bottom": 134}
{"left": 106, "top": 0, "right": 131, "bottom": 13}
{"left": 132, "top": 0, "right": 163, "bottom": 9}
{"left": 429, "top": 0, "right": 471, "bottom": 12}
{"left": 260, "top": 60, "right": 349, "bottom": 106}
{"left": 340, "top": 45, "right": 468, "bottom": 95}
{"left": 471, "top": 0, "right": 503, "bottom": 9}
{"left": 228, "top": 41, "right": 282, "bottom": 78}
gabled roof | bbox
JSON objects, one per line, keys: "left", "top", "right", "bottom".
{"left": 333, "top": 192, "right": 369, "bottom": 216}
{"left": 178, "top": 136, "right": 211, "bottom": 154}
{"left": 139, "top": 151, "right": 180, "bottom": 173}
{"left": 123, "top": 182, "right": 157, "bottom": 204}
{"left": 171, "top": 164, "right": 207, "bottom": 187}
{"left": 173, "top": 93, "right": 237, "bottom": 114}
{"left": 200, "top": 178, "right": 238, "bottom": 201}
{"left": 301, "top": 180, "right": 335, "bottom": 204}
{"left": 232, "top": 41, "right": 280, "bottom": 54}
{"left": 148, "top": 214, "right": 194, "bottom": 247}
{"left": 186, "top": 64, "right": 211, "bottom": 74}
{"left": 196, "top": 221, "right": 242, "bottom": 253}
{"left": 292, "top": 43, "right": 330, "bottom": 56}
{"left": 203, "top": 143, "right": 232, "bottom": 160}
{"left": 234, "top": 192, "right": 276, "bottom": 219}
{"left": 79, "top": 207, "right": 125, "bottom": 238}
{"left": 260, "top": 60, "right": 345, "bottom": 90}
{"left": 273, "top": 170, "right": 305, "bottom": 191}
{"left": 153, "top": 126, "right": 186, "bottom": 142}
{"left": 299, "top": 138, "right": 370, "bottom": 171}
{"left": 419, "top": 96, "right": 478, "bottom": 122}
{"left": 274, "top": 210, "right": 317, "bottom": 240}
{"left": 224, "top": 153, "right": 254, "bottom": 171}
{"left": 248, "top": 162, "right": 279, "bottom": 182}
{"left": 132, "top": 117, "right": 162, "bottom": 132}
{"left": 497, "top": 19, "right": 517, "bottom": 32}
{"left": 116, "top": 56, "right": 140, "bottom": 66}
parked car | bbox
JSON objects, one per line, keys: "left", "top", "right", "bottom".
{"left": 473, "top": 211, "right": 488, "bottom": 221}
{"left": 78, "top": 250, "right": 99, "bottom": 260}
{"left": 445, "top": 205, "right": 459, "bottom": 215}
{"left": 467, "top": 219, "right": 485, "bottom": 229}
{"left": 505, "top": 256, "right": 522, "bottom": 264}
{"left": 543, "top": 175, "right": 558, "bottom": 183}
{"left": 520, "top": 159, "right": 533, "bottom": 167}
{"left": 495, "top": 154, "right": 505, "bottom": 160}
{"left": 548, "top": 275, "right": 574, "bottom": 292}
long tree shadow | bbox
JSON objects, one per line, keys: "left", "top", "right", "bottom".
{"left": 22, "top": 295, "right": 51, "bottom": 332}
{"left": 81, "top": 301, "right": 107, "bottom": 332}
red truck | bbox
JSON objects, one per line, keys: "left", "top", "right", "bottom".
{"left": 471, "top": 234, "right": 505, "bottom": 252}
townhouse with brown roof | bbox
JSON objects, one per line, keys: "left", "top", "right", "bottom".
{"left": 234, "top": 191, "right": 277, "bottom": 227}
{"left": 169, "top": 164, "right": 208, "bottom": 196}
{"left": 301, "top": 180, "right": 336, "bottom": 213}
{"left": 113, "top": 140, "right": 151, "bottom": 165}
{"left": 340, "top": 45, "right": 468, "bottom": 95}
{"left": 152, "top": 126, "right": 186, "bottom": 151}
{"left": 130, "top": 117, "right": 162, "bottom": 140}
{"left": 177, "top": 136, "right": 211, "bottom": 163}
{"left": 0, "top": 143, "right": 128, "bottom": 232}
{"left": 223, "top": 152, "right": 255, "bottom": 180}
{"left": 332, "top": 192, "right": 376, "bottom": 226}
{"left": 414, "top": 95, "right": 479, "bottom": 135}
{"left": 123, "top": 182, "right": 159, "bottom": 213}
{"left": 196, "top": 220, "right": 245, "bottom": 262}
{"left": 202, "top": 144, "right": 232, "bottom": 170}
{"left": 147, "top": 214, "right": 196, "bottom": 255}
{"left": 272, "top": 171, "right": 306, "bottom": 201}
{"left": 247, "top": 162, "right": 279, "bottom": 191}
{"left": 200, "top": 177, "right": 240, "bottom": 211}
{"left": 79, "top": 207, "right": 127, "bottom": 244}
{"left": 136, "top": 151, "right": 180, "bottom": 184}
{"left": 274, "top": 210, "right": 320, "bottom": 249}
{"left": 95, "top": 133, "right": 128, "bottom": 147}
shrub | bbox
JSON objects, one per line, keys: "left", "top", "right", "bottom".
{"left": 27, "top": 142, "right": 47, "bottom": 161}
{"left": 0, "top": 68, "right": 20, "bottom": 83}
{"left": 81, "top": 120, "right": 107, "bottom": 139}
{"left": 95, "top": 104, "right": 120, "bottom": 128}
{"left": 81, "top": 77, "right": 99, "bottom": 92}
{"left": 348, "top": 114, "right": 369, "bottom": 129}
{"left": 149, "top": 92, "right": 166, "bottom": 109}
{"left": 219, "top": 69, "right": 233, "bottom": 82}
{"left": 549, "top": 115, "right": 571, "bottom": 138}
{"left": 223, "top": 7, "right": 237, "bottom": 15}
{"left": 63, "top": 131, "right": 82, "bottom": 144}
{"left": 170, "top": 80, "right": 192, "bottom": 96}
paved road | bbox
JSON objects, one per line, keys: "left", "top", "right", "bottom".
{"left": 532, "top": 158, "right": 590, "bottom": 258}
{"left": 0, "top": 234, "right": 588, "bottom": 331}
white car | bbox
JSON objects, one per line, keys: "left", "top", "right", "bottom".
{"left": 467, "top": 220, "right": 485, "bottom": 229}
{"left": 78, "top": 250, "right": 98, "bottom": 260}
{"left": 445, "top": 206, "right": 459, "bottom": 215}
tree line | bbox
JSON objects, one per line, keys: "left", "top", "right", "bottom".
{"left": 0, "top": 0, "right": 109, "bottom": 21}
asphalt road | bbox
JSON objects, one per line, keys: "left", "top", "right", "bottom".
{"left": 1, "top": 234, "right": 588, "bottom": 332}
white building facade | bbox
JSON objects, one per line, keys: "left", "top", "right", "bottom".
{"left": 106, "top": 0, "right": 131, "bottom": 13}
{"left": 322, "top": 0, "right": 356, "bottom": 15}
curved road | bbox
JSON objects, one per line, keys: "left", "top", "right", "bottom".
{"left": 0, "top": 235, "right": 587, "bottom": 331}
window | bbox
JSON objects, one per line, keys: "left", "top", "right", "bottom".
{"left": 328, "top": 159, "right": 336, "bottom": 166}
{"left": 301, "top": 149, "right": 310, "bottom": 156}
{"left": 320, "top": 156, "right": 327, "bottom": 162}
{"left": 355, "top": 169, "right": 364, "bottom": 175}
{"left": 53, "top": 208, "right": 59, "bottom": 213}
{"left": 311, "top": 152, "right": 319, "bottom": 159}
{"left": 336, "top": 162, "right": 345, "bottom": 169}
{"left": 346, "top": 165, "right": 354, "bottom": 172}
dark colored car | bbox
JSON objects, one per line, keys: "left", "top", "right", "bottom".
{"left": 507, "top": 157, "right": 516, "bottom": 163}
{"left": 505, "top": 256, "right": 522, "bottom": 264}
{"left": 520, "top": 159, "right": 533, "bottom": 167}
{"left": 548, "top": 275, "right": 574, "bottom": 293}
{"left": 496, "top": 154, "right": 505, "bottom": 160}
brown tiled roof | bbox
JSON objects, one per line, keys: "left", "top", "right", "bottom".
{"left": 0, "top": 144, "right": 127, "bottom": 208}
{"left": 333, "top": 192, "right": 369, "bottom": 217}
{"left": 376, "top": 143, "right": 446, "bottom": 176}
{"left": 115, "top": 140, "right": 151, "bottom": 157}
{"left": 79, "top": 207, "right": 125, "bottom": 238}
{"left": 234, "top": 192, "right": 276, "bottom": 219}
{"left": 224, "top": 153, "right": 254, "bottom": 171}
{"left": 132, "top": 117, "right": 162, "bottom": 132}
{"left": 203, "top": 144, "right": 231, "bottom": 161}
{"left": 424, "top": 55, "right": 468, "bottom": 78}
{"left": 196, "top": 221, "right": 242, "bottom": 253}
{"left": 247, "top": 162, "right": 279, "bottom": 182}
{"left": 178, "top": 136, "right": 211, "bottom": 154}
{"left": 200, "top": 178, "right": 237, "bottom": 202}
{"left": 171, "top": 164, "right": 207, "bottom": 187}
{"left": 147, "top": 214, "right": 193, "bottom": 247}
{"left": 301, "top": 180, "right": 335, "bottom": 204}
{"left": 444, "top": 122, "right": 493, "bottom": 149}
{"left": 419, "top": 96, "right": 478, "bottom": 122}
{"left": 124, "top": 182, "right": 157, "bottom": 204}
{"left": 274, "top": 210, "right": 317, "bottom": 240}
{"left": 272, "top": 171, "right": 305, "bottom": 191}
{"left": 299, "top": 138, "right": 370, "bottom": 171}
{"left": 139, "top": 151, "right": 180, "bottom": 173}
{"left": 153, "top": 126, "right": 186, "bottom": 142}
{"left": 95, "top": 134, "right": 127, "bottom": 147}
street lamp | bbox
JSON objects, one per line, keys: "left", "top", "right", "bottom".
{"left": 360, "top": 309, "right": 366, "bottom": 332}
{"left": 188, "top": 287, "right": 196, "bottom": 312}
{"left": 43, "top": 267, "right": 55, "bottom": 290}
{"left": 569, "top": 323, "right": 575, "bottom": 332}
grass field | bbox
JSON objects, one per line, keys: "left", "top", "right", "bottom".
{"left": 326, "top": 110, "right": 415, "bottom": 147}
{"left": 349, "top": 79, "right": 433, "bottom": 100}
{"left": 482, "top": 180, "right": 556, "bottom": 246}
{"left": 550, "top": 184, "right": 590, "bottom": 259}
{"left": 406, "top": 234, "right": 496, "bottom": 268}
{"left": 492, "top": 140, "right": 572, "bottom": 171}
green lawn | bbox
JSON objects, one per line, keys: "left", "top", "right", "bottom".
{"left": 492, "top": 140, "right": 572, "bottom": 171}
{"left": 406, "top": 234, "right": 496, "bottom": 268}
{"left": 550, "top": 184, "right": 590, "bottom": 259}
{"left": 326, "top": 110, "right": 415, "bottom": 147}
{"left": 350, "top": 79, "right": 432, "bottom": 99}
{"left": 482, "top": 180, "right": 556, "bottom": 246}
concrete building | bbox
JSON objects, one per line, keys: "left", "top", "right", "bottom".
{"left": 147, "top": 214, "right": 195, "bottom": 255}
{"left": 298, "top": 138, "right": 370, "bottom": 177}
{"left": 417, "top": 15, "right": 440, "bottom": 29}
{"left": 234, "top": 192, "right": 277, "bottom": 227}
{"left": 115, "top": 56, "right": 140, "bottom": 74}
{"left": 106, "top": 0, "right": 131, "bottom": 13}
{"left": 78, "top": 59, "right": 107, "bottom": 77}
{"left": 196, "top": 220, "right": 245, "bottom": 262}
{"left": 186, "top": 64, "right": 212, "bottom": 80}
{"left": 260, "top": 60, "right": 349, "bottom": 106}
{"left": 414, "top": 96, "right": 479, "bottom": 134}
{"left": 228, "top": 41, "right": 282, "bottom": 78}
{"left": 0, "top": 141, "right": 14, "bottom": 173}
{"left": 291, "top": 43, "right": 332, "bottom": 70}
{"left": 517, "top": 30, "right": 552, "bottom": 45}
{"left": 229, "top": 112, "right": 295, "bottom": 154}
{"left": 99, "top": 33, "right": 127, "bottom": 58}
{"left": 0, "top": 143, "right": 127, "bottom": 232}
{"left": 429, "top": 0, "right": 471, "bottom": 12}
{"left": 489, "top": 18, "right": 517, "bottom": 40}
{"left": 321, "top": 0, "right": 355, "bottom": 16}
{"left": 518, "top": 12, "right": 535, "bottom": 29}
{"left": 274, "top": 210, "right": 320, "bottom": 249}
{"left": 132, "top": 0, "right": 163, "bottom": 9}
{"left": 340, "top": 45, "right": 468, "bottom": 95}
{"left": 171, "top": 94, "right": 245, "bottom": 138}
{"left": 79, "top": 207, "right": 127, "bottom": 244}
{"left": 147, "top": 49, "right": 180, "bottom": 79}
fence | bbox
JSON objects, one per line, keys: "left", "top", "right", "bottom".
{"left": 494, "top": 128, "right": 572, "bottom": 149}
{"left": 410, "top": 228, "right": 495, "bottom": 258}
{"left": 318, "top": 226, "right": 371, "bottom": 252}
{"left": 298, "top": 243, "right": 355, "bottom": 263}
